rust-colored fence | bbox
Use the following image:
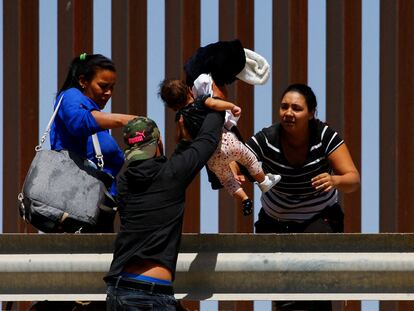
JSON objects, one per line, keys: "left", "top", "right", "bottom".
{"left": 2, "top": 1, "right": 414, "bottom": 311}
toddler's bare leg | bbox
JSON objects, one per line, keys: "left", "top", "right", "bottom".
{"left": 251, "top": 171, "right": 265, "bottom": 183}
{"left": 233, "top": 188, "right": 248, "bottom": 202}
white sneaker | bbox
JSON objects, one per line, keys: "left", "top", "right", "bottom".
{"left": 258, "top": 173, "right": 281, "bottom": 193}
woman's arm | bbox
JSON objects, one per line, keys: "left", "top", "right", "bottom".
{"left": 91, "top": 110, "right": 137, "bottom": 129}
{"left": 311, "top": 143, "right": 360, "bottom": 193}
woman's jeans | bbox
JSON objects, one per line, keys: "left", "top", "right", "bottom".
{"left": 254, "top": 203, "right": 344, "bottom": 311}
{"left": 254, "top": 203, "right": 344, "bottom": 234}
{"left": 106, "top": 285, "right": 177, "bottom": 311}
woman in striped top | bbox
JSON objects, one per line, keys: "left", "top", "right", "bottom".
{"left": 245, "top": 83, "right": 360, "bottom": 310}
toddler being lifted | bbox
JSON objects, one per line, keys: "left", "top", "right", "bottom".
{"left": 159, "top": 74, "right": 281, "bottom": 215}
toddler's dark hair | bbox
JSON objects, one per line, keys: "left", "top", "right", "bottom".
{"left": 158, "top": 79, "right": 189, "bottom": 111}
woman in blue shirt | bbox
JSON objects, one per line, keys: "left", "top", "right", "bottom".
{"left": 50, "top": 53, "right": 137, "bottom": 232}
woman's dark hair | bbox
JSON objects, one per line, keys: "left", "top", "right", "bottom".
{"left": 58, "top": 53, "right": 116, "bottom": 95}
{"left": 281, "top": 83, "right": 317, "bottom": 113}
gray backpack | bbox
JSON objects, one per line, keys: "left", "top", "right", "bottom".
{"left": 18, "top": 95, "right": 116, "bottom": 233}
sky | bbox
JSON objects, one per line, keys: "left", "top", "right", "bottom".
{"left": 1, "top": 1, "right": 380, "bottom": 310}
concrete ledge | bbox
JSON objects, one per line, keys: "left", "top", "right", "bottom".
{"left": 2, "top": 293, "right": 414, "bottom": 302}
{"left": 1, "top": 233, "right": 414, "bottom": 253}
{"left": 0, "top": 233, "right": 413, "bottom": 301}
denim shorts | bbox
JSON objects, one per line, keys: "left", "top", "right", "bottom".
{"left": 106, "top": 284, "right": 177, "bottom": 311}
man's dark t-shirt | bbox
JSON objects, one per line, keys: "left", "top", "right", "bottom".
{"left": 105, "top": 111, "right": 224, "bottom": 281}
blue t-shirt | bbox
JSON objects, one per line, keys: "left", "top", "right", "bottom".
{"left": 50, "top": 88, "right": 125, "bottom": 195}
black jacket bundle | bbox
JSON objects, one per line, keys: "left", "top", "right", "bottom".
{"left": 184, "top": 39, "right": 246, "bottom": 87}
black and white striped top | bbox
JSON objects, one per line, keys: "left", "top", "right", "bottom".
{"left": 246, "top": 119, "right": 344, "bottom": 222}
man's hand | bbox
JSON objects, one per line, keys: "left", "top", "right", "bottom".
{"left": 229, "top": 161, "right": 245, "bottom": 185}
{"left": 176, "top": 115, "right": 192, "bottom": 143}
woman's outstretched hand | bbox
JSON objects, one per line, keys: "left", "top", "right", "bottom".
{"left": 311, "top": 173, "right": 337, "bottom": 193}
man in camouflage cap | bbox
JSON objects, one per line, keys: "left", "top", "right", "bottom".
{"left": 105, "top": 109, "right": 225, "bottom": 310}
{"left": 123, "top": 116, "right": 161, "bottom": 161}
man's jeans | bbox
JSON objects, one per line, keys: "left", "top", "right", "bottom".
{"left": 106, "top": 285, "right": 177, "bottom": 311}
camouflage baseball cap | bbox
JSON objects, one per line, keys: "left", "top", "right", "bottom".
{"left": 123, "top": 116, "right": 160, "bottom": 161}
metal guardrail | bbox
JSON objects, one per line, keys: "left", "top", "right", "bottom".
{"left": 0, "top": 233, "right": 414, "bottom": 301}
